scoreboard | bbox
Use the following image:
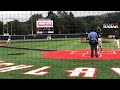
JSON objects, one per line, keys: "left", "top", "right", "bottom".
{"left": 36, "top": 19, "right": 54, "bottom": 34}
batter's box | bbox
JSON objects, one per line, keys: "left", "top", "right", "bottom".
{"left": 70, "top": 51, "right": 87, "bottom": 54}
{"left": 82, "top": 51, "right": 102, "bottom": 57}
{"left": 101, "top": 51, "right": 116, "bottom": 54}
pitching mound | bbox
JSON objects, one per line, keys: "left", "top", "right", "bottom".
{"left": 41, "top": 49, "right": 120, "bottom": 60}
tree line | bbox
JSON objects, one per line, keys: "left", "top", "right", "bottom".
{"left": 0, "top": 11, "right": 120, "bottom": 35}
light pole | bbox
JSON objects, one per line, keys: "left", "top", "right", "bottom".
{"left": 3, "top": 23, "right": 4, "bottom": 35}
{"left": 7, "top": 22, "right": 8, "bottom": 34}
{"left": 11, "top": 21, "right": 12, "bottom": 35}
{"left": 31, "top": 11, "right": 34, "bottom": 35}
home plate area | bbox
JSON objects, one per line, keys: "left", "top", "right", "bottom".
{"left": 41, "top": 49, "right": 120, "bottom": 60}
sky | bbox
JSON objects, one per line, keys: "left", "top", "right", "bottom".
{"left": 0, "top": 11, "right": 119, "bottom": 24}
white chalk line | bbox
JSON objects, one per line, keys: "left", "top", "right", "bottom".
{"left": 69, "top": 50, "right": 116, "bottom": 57}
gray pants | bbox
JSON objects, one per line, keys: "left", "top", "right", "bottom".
{"left": 89, "top": 40, "right": 98, "bottom": 57}
{"left": 90, "top": 44, "right": 98, "bottom": 57}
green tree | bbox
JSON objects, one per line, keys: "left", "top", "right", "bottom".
{"left": 12, "top": 19, "right": 21, "bottom": 35}
{"left": 0, "top": 21, "right": 3, "bottom": 35}
{"left": 74, "top": 17, "right": 86, "bottom": 33}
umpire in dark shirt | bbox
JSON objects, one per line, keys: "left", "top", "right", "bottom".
{"left": 88, "top": 29, "right": 98, "bottom": 57}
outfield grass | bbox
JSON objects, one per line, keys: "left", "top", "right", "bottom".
{"left": 0, "top": 38, "right": 120, "bottom": 79}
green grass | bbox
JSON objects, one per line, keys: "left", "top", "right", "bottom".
{"left": 0, "top": 38, "right": 120, "bottom": 79}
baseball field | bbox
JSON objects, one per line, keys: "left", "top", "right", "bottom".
{"left": 0, "top": 37, "right": 120, "bottom": 79}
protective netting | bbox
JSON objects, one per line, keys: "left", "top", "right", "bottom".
{"left": 0, "top": 11, "right": 120, "bottom": 79}
{"left": 0, "top": 11, "right": 119, "bottom": 35}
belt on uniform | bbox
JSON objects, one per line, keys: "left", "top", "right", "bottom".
{"left": 90, "top": 40, "right": 97, "bottom": 42}
{"left": 90, "top": 40, "right": 97, "bottom": 41}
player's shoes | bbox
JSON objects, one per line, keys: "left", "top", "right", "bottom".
{"left": 91, "top": 55, "right": 93, "bottom": 57}
{"left": 95, "top": 55, "right": 98, "bottom": 57}
{"left": 101, "top": 49, "right": 103, "bottom": 52}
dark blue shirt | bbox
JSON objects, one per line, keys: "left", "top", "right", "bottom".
{"left": 88, "top": 31, "right": 98, "bottom": 41}
{"left": 97, "top": 33, "right": 101, "bottom": 38}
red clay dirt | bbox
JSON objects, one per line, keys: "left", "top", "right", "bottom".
{"left": 0, "top": 42, "right": 7, "bottom": 46}
{"left": 41, "top": 49, "right": 120, "bottom": 60}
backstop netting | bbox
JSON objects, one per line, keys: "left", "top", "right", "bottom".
{"left": 0, "top": 11, "right": 120, "bottom": 79}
